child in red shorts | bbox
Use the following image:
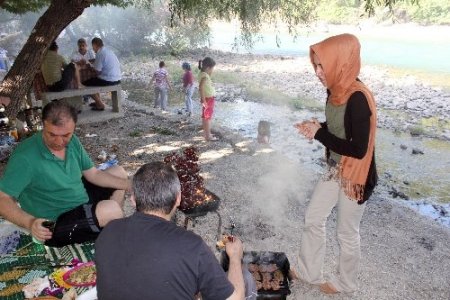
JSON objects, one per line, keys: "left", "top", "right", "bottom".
{"left": 198, "top": 57, "right": 217, "bottom": 141}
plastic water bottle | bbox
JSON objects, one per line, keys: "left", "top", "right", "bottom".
{"left": 97, "top": 158, "right": 118, "bottom": 170}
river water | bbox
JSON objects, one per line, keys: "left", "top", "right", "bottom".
{"left": 209, "top": 24, "right": 450, "bottom": 76}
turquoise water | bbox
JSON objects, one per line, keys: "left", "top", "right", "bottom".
{"left": 210, "top": 30, "right": 450, "bottom": 75}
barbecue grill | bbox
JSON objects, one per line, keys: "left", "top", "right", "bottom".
{"left": 221, "top": 251, "right": 292, "bottom": 300}
{"left": 180, "top": 189, "right": 222, "bottom": 241}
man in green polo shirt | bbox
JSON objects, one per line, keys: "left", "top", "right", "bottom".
{"left": 0, "top": 101, "right": 130, "bottom": 247}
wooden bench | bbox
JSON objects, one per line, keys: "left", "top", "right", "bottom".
{"left": 41, "top": 84, "right": 122, "bottom": 112}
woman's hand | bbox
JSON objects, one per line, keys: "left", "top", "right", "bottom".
{"left": 295, "top": 119, "right": 321, "bottom": 140}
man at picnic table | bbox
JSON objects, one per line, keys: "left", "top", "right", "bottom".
{"left": 0, "top": 101, "right": 130, "bottom": 247}
{"left": 71, "top": 38, "right": 96, "bottom": 66}
{"left": 95, "top": 162, "right": 246, "bottom": 300}
{"left": 41, "top": 41, "right": 83, "bottom": 92}
{"left": 82, "top": 37, "right": 121, "bottom": 111}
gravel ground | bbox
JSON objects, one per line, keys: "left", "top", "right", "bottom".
{"left": 74, "top": 96, "right": 450, "bottom": 300}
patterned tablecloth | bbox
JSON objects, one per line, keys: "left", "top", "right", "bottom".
{"left": 0, "top": 220, "right": 95, "bottom": 299}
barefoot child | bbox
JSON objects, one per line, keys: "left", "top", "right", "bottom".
{"left": 198, "top": 57, "right": 217, "bottom": 141}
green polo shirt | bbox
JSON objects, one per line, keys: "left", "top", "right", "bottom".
{"left": 0, "top": 132, "right": 94, "bottom": 220}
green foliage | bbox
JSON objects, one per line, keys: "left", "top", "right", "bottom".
{"left": 0, "top": 0, "right": 132, "bottom": 14}
{"left": 396, "top": 0, "right": 450, "bottom": 24}
{"left": 315, "top": 0, "right": 362, "bottom": 24}
{"left": 69, "top": 5, "right": 161, "bottom": 55}
{"left": 168, "top": 0, "right": 318, "bottom": 46}
{"left": 315, "top": 0, "right": 449, "bottom": 25}
{"left": 148, "top": 5, "right": 211, "bottom": 56}
{"left": 1, "top": 0, "right": 49, "bottom": 14}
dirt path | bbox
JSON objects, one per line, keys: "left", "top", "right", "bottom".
{"left": 77, "top": 99, "right": 450, "bottom": 299}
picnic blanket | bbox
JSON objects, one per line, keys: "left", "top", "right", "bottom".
{"left": 0, "top": 220, "right": 95, "bottom": 299}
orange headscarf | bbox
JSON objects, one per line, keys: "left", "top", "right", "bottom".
{"left": 310, "top": 34, "right": 377, "bottom": 201}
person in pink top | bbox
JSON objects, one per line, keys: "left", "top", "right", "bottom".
{"left": 150, "top": 61, "right": 171, "bottom": 112}
{"left": 182, "top": 62, "right": 195, "bottom": 117}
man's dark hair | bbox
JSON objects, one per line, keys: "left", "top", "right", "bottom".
{"left": 77, "top": 38, "right": 87, "bottom": 45}
{"left": 49, "top": 41, "right": 58, "bottom": 51}
{"left": 42, "top": 101, "right": 78, "bottom": 126}
{"left": 91, "top": 37, "right": 104, "bottom": 47}
{"left": 159, "top": 61, "right": 165, "bottom": 68}
{"left": 132, "top": 162, "right": 181, "bottom": 214}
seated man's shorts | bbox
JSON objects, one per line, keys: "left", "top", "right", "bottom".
{"left": 202, "top": 97, "right": 215, "bottom": 120}
{"left": 47, "top": 63, "right": 76, "bottom": 92}
{"left": 83, "top": 77, "right": 120, "bottom": 86}
{"left": 45, "top": 178, "right": 115, "bottom": 247}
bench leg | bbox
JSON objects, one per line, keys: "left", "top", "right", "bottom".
{"left": 111, "top": 90, "right": 120, "bottom": 113}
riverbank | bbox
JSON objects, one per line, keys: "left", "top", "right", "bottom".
{"left": 120, "top": 51, "right": 450, "bottom": 213}
{"left": 123, "top": 51, "right": 450, "bottom": 140}
{"left": 73, "top": 97, "right": 450, "bottom": 299}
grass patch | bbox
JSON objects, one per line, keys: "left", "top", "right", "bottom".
{"left": 408, "top": 125, "right": 426, "bottom": 136}
{"left": 150, "top": 126, "right": 177, "bottom": 136}
{"left": 211, "top": 70, "right": 245, "bottom": 86}
{"left": 404, "top": 179, "right": 450, "bottom": 203}
{"left": 129, "top": 129, "right": 143, "bottom": 137}
{"left": 385, "top": 67, "right": 450, "bottom": 92}
{"left": 212, "top": 69, "right": 324, "bottom": 111}
{"left": 420, "top": 117, "right": 450, "bottom": 130}
{"left": 245, "top": 85, "right": 291, "bottom": 104}
{"left": 291, "top": 98, "right": 324, "bottom": 111}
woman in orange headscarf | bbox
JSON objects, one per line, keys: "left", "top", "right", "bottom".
{"left": 295, "top": 34, "right": 377, "bottom": 294}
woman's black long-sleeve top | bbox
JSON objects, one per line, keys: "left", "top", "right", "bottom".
{"left": 314, "top": 91, "right": 378, "bottom": 203}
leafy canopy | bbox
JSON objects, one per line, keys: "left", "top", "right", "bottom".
{"left": 0, "top": 0, "right": 131, "bottom": 14}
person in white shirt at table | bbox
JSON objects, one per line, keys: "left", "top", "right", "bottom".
{"left": 82, "top": 37, "right": 121, "bottom": 111}
{"left": 71, "top": 38, "right": 95, "bottom": 67}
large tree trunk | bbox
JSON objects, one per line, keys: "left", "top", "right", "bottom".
{"left": 0, "top": 0, "right": 94, "bottom": 118}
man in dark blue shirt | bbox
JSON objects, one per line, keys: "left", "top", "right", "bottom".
{"left": 95, "top": 162, "right": 245, "bottom": 300}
